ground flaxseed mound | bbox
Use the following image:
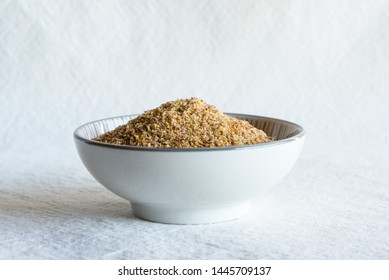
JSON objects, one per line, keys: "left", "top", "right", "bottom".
{"left": 94, "top": 98, "right": 273, "bottom": 148}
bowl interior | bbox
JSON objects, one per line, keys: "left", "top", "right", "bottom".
{"left": 75, "top": 114, "right": 304, "bottom": 143}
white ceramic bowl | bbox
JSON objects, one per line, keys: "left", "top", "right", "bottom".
{"left": 74, "top": 114, "right": 305, "bottom": 224}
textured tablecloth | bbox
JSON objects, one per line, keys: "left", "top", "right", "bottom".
{"left": 1, "top": 0, "right": 389, "bottom": 259}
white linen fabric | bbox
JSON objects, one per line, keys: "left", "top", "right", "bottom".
{"left": 0, "top": 0, "right": 388, "bottom": 259}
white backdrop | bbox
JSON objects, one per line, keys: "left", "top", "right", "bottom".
{"left": 1, "top": 0, "right": 388, "bottom": 259}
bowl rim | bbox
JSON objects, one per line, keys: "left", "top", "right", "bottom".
{"left": 74, "top": 113, "right": 305, "bottom": 152}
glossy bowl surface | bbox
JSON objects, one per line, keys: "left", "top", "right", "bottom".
{"left": 74, "top": 113, "right": 305, "bottom": 224}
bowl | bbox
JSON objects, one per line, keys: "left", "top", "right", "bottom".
{"left": 74, "top": 113, "right": 305, "bottom": 224}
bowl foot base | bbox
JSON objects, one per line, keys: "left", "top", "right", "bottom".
{"left": 131, "top": 202, "right": 250, "bottom": 224}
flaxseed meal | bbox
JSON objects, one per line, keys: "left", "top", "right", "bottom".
{"left": 94, "top": 98, "right": 273, "bottom": 148}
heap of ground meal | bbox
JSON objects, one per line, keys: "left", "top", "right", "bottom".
{"left": 94, "top": 98, "right": 274, "bottom": 148}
